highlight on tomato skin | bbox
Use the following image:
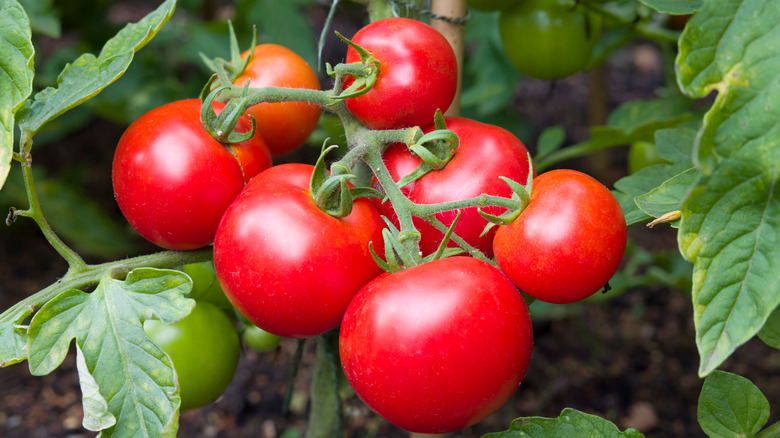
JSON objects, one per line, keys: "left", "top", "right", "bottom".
{"left": 111, "top": 99, "right": 271, "bottom": 251}
{"left": 339, "top": 257, "right": 534, "bottom": 434}
{"left": 493, "top": 169, "right": 628, "bottom": 304}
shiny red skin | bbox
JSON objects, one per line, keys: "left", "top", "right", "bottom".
{"left": 235, "top": 44, "right": 321, "bottom": 156}
{"left": 344, "top": 17, "right": 457, "bottom": 130}
{"left": 374, "top": 117, "right": 533, "bottom": 257}
{"left": 494, "top": 169, "right": 627, "bottom": 304}
{"left": 213, "top": 163, "right": 385, "bottom": 338}
{"left": 112, "top": 99, "right": 271, "bottom": 250}
{"left": 340, "top": 257, "right": 533, "bottom": 433}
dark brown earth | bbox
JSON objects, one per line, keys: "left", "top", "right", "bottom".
{"left": 2, "top": 9, "right": 779, "bottom": 438}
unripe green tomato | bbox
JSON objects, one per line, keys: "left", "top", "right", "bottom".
{"left": 144, "top": 301, "right": 240, "bottom": 410}
{"left": 499, "top": 0, "right": 602, "bottom": 79}
{"left": 182, "top": 261, "right": 233, "bottom": 311}
{"left": 243, "top": 325, "right": 282, "bottom": 352}
{"left": 467, "top": 0, "right": 520, "bottom": 11}
{"left": 628, "top": 141, "right": 666, "bottom": 173}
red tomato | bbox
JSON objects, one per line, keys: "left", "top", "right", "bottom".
{"left": 374, "top": 117, "right": 533, "bottom": 257}
{"left": 112, "top": 99, "right": 271, "bottom": 251}
{"left": 234, "top": 44, "right": 321, "bottom": 156}
{"left": 213, "top": 163, "right": 385, "bottom": 338}
{"left": 493, "top": 169, "right": 627, "bottom": 304}
{"left": 344, "top": 17, "right": 457, "bottom": 130}
{"left": 340, "top": 257, "right": 533, "bottom": 433}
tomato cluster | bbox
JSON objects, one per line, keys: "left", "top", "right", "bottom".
{"left": 112, "top": 16, "right": 626, "bottom": 433}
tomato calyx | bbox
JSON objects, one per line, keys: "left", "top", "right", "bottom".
{"left": 327, "top": 32, "right": 381, "bottom": 101}
{"left": 477, "top": 154, "right": 534, "bottom": 236}
{"left": 309, "top": 142, "right": 383, "bottom": 218}
{"left": 200, "top": 22, "right": 258, "bottom": 86}
{"left": 200, "top": 82, "right": 257, "bottom": 145}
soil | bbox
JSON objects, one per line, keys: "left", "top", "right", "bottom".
{"left": 2, "top": 5, "right": 779, "bottom": 438}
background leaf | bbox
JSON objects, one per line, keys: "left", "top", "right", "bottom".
{"left": 18, "top": 0, "right": 60, "bottom": 37}
{"left": 0, "top": 0, "right": 35, "bottom": 190}
{"left": 613, "top": 128, "right": 697, "bottom": 225}
{"left": 482, "top": 408, "right": 644, "bottom": 438}
{"left": 758, "top": 306, "right": 780, "bottom": 349}
{"left": 697, "top": 370, "right": 769, "bottom": 438}
{"left": 638, "top": 0, "right": 702, "bottom": 15}
{"left": 18, "top": 0, "right": 176, "bottom": 134}
{"left": 676, "top": 0, "right": 780, "bottom": 376}
{"left": 27, "top": 268, "right": 193, "bottom": 437}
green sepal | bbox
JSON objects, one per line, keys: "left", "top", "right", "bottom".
{"left": 309, "top": 143, "right": 363, "bottom": 218}
{"left": 408, "top": 128, "right": 459, "bottom": 170}
{"left": 328, "top": 31, "right": 380, "bottom": 101}
{"left": 425, "top": 211, "right": 465, "bottom": 262}
{"left": 433, "top": 109, "right": 447, "bottom": 130}
{"left": 368, "top": 240, "right": 392, "bottom": 273}
{"left": 477, "top": 158, "right": 534, "bottom": 230}
{"left": 200, "top": 83, "right": 256, "bottom": 144}
{"left": 199, "top": 22, "right": 257, "bottom": 85}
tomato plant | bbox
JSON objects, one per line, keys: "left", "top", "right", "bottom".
{"left": 374, "top": 116, "right": 533, "bottom": 257}
{"left": 340, "top": 257, "right": 533, "bottom": 434}
{"left": 234, "top": 44, "right": 321, "bottom": 156}
{"left": 213, "top": 163, "right": 385, "bottom": 338}
{"left": 628, "top": 140, "right": 667, "bottom": 173}
{"left": 494, "top": 169, "right": 627, "bottom": 304}
{"left": 144, "top": 301, "right": 240, "bottom": 410}
{"left": 343, "top": 17, "right": 458, "bottom": 130}
{"left": 499, "top": 0, "right": 602, "bottom": 79}
{"left": 112, "top": 99, "right": 271, "bottom": 251}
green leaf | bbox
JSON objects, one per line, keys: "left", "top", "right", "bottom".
{"left": 758, "top": 305, "right": 780, "bottom": 349}
{"left": 482, "top": 408, "right": 644, "bottom": 438}
{"left": 0, "top": 0, "right": 35, "bottom": 191}
{"left": 606, "top": 96, "right": 693, "bottom": 140}
{"left": 638, "top": 0, "right": 702, "bottom": 15}
{"left": 0, "top": 303, "right": 35, "bottom": 367}
{"left": 676, "top": 0, "right": 780, "bottom": 376}
{"left": 27, "top": 268, "right": 193, "bottom": 437}
{"left": 18, "top": 0, "right": 176, "bottom": 134}
{"left": 76, "top": 344, "right": 116, "bottom": 432}
{"left": 697, "top": 371, "right": 769, "bottom": 438}
{"left": 18, "top": 0, "right": 60, "bottom": 37}
{"left": 613, "top": 128, "right": 698, "bottom": 225}
{"left": 635, "top": 167, "right": 699, "bottom": 224}
{"left": 535, "top": 126, "right": 566, "bottom": 160}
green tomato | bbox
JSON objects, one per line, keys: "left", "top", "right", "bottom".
{"left": 144, "top": 301, "right": 240, "bottom": 410}
{"left": 182, "top": 261, "right": 233, "bottom": 311}
{"left": 243, "top": 324, "right": 282, "bottom": 352}
{"left": 499, "top": 0, "right": 602, "bottom": 79}
{"left": 467, "top": 0, "right": 520, "bottom": 11}
{"left": 628, "top": 141, "right": 666, "bottom": 173}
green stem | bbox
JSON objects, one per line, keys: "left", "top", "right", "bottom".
{"left": 757, "top": 420, "right": 780, "bottom": 438}
{"left": 15, "top": 130, "right": 87, "bottom": 272}
{"left": 411, "top": 194, "right": 520, "bottom": 217}
{"left": 0, "top": 247, "right": 213, "bottom": 330}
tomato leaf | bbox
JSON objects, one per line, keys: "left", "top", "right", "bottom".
{"left": 613, "top": 128, "right": 697, "bottom": 225}
{"left": 0, "top": 0, "right": 35, "bottom": 191}
{"left": 676, "top": 0, "right": 780, "bottom": 376}
{"left": 17, "top": 0, "right": 176, "bottom": 134}
{"left": 634, "top": 168, "right": 699, "bottom": 226}
{"left": 534, "top": 125, "right": 566, "bottom": 161}
{"left": 697, "top": 371, "right": 769, "bottom": 438}
{"left": 638, "top": 0, "right": 702, "bottom": 15}
{"left": 26, "top": 268, "right": 194, "bottom": 437}
{"left": 758, "top": 306, "right": 780, "bottom": 349}
{"left": 483, "top": 408, "right": 644, "bottom": 438}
